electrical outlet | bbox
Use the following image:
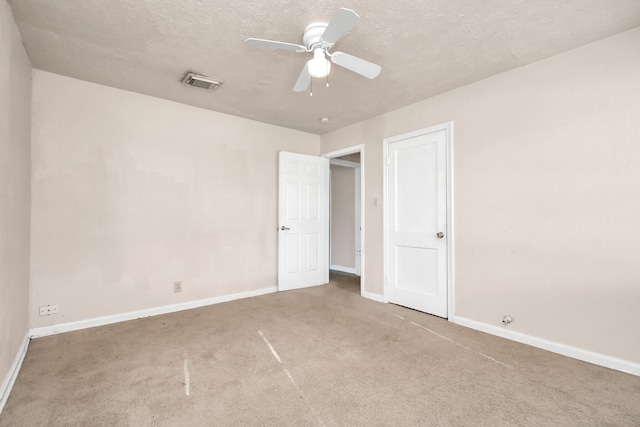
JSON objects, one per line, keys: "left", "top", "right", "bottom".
{"left": 39, "top": 305, "right": 58, "bottom": 316}
{"left": 174, "top": 281, "right": 182, "bottom": 293}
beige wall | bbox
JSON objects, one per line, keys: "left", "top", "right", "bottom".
{"left": 321, "top": 28, "right": 640, "bottom": 364}
{"left": 30, "top": 71, "right": 320, "bottom": 328}
{"left": 330, "top": 165, "right": 356, "bottom": 270}
{"left": 0, "top": 0, "right": 31, "bottom": 393}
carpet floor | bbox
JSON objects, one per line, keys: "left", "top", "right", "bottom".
{"left": 1, "top": 272, "right": 639, "bottom": 426}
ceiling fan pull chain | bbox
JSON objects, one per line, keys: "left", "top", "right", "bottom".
{"left": 310, "top": 78, "right": 313, "bottom": 97}
{"left": 326, "top": 62, "right": 330, "bottom": 87}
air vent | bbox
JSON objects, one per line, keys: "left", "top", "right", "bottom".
{"left": 181, "top": 72, "right": 222, "bottom": 91}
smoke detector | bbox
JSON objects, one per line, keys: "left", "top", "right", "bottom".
{"left": 181, "top": 72, "right": 222, "bottom": 91}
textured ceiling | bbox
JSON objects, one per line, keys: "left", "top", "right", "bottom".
{"left": 8, "top": 0, "right": 640, "bottom": 134}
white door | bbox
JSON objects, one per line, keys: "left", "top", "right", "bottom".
{"left": 385, "top": 125, "right": 449, "bottom": 317}
{"left": 278, "top": 152, "right": 330, "bottom": 291}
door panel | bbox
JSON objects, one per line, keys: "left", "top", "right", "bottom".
{"left": 278, "top": 152, "right": 329, "bottom": 291}
{"left": 306, "top": 183, "right": 319, "bottom": 220}
{"left": 285, "top": 235, "right": 299, "bottom": 274}
{"left": 285, "top": 182, "right": 300, "bottom": 220}
{"left": 386, "top": 127, "right": 448, "bottom": 317}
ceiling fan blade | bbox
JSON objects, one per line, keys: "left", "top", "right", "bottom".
{"left": 293, "top": 64, "right": 311, "bottom": 92}
{"left": 245, "top": 38, "right": 307, "bottom": 52}
{"left": 330, "top": 52, "right": 381, "bottom": 79}
{"left": 320, "top": 8, "right": 359, "bottom": 45}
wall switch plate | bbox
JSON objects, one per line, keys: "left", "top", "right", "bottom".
{"left": 39, "top": 305, "right": 58, "bottom": 316}
{"left": 174, "top": 281, "right": 182, "bottom": 293}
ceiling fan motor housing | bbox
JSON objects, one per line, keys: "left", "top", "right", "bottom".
{"left": 303, "top": 23, "right": 331, "bottom": 49}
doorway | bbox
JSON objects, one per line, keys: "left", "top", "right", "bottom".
{"left": 329, "top": 156, "right": 361, "bottom": 275}
{"left": 323, "top": 145, "right": 365, "bottom": 295}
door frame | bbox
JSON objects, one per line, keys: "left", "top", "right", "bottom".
{"left": 322, "top": 145, "right": 366, "bottom": 297}
{"left": 382, "top": 122, "right": 455, "bottom": 318}
{"left": 329, "top": 158, "right": 361, "bottom": 276}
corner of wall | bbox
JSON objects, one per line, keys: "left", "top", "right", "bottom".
{"left": 0, "top": 0, "right": 33, "bottom": 414}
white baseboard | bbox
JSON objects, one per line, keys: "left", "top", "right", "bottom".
{"left": 0, "top": 332, "right": 30, "bottom": 414}
{"left": 30, "top": 286, "right": 278, "bottom": 338}
{"left": 330, "top": 265, "right": 357, "bottom": 275}
{"left": 361, "top": 290, "right": 385, "bottom": 303}
{"left": 450, "top": 315, "right": 640, "bottom": 377}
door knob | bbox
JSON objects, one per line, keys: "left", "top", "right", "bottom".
{"left": 280, "top": 225, "right": 290, "bottom": 231}
{"left": 436, "top": 232, "right": 444, "bottom": 239}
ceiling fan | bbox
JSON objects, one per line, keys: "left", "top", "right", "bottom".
{"left": 245, "top": 8, "right": 381, "bottom": 93}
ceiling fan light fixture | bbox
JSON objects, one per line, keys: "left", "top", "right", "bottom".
{"left": 307, "top": 49, "right": 331, "bottom": 78}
